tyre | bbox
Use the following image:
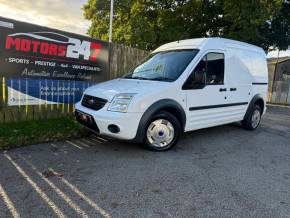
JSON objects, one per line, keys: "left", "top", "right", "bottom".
{"left": 242, "top": 104, "right": 262, "bottom": 130}
{"left": 144, "top": 111, "right": 181, "bottom": 151}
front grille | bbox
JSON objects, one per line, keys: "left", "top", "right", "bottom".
{"left": 81, "top": 94, "right": 107, "bottom": 111}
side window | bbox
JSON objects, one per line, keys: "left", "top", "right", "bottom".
{"left": 206, "top": 53, "right": 224, "bottom": 85}
{"left": 183, "top": 52, "right": 224, "bottom": 89}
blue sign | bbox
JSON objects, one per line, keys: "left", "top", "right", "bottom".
{"left": 7, "top": 78, "right": 95, "bottom": 106}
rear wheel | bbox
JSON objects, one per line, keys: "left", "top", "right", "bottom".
{"left": 242, "top": 104, "right": 262, "bottom": 130}
{"left": 144, "top": 111, "right": 181, "bottom": 151}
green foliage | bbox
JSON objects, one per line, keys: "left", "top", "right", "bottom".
{"left": 83, "top": 0, "right": 289, "bottom": 51}
{"left": 220, "top": 0, "right": 277, "bottom": 48}
{"left": 0, "top": 117, "right": 89, "bottom": 150}
{"left": 265, "top": 1, "right": 290, "bottom": 51}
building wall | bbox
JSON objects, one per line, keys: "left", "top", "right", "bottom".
{"left": 268, "top": 58, "right": 290, "bottom": 105}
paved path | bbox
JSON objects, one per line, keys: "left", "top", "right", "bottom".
{"left": 1, "top": 105, "right": 290, "bottom": 218}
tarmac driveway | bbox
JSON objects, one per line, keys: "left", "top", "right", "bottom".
{"left": 0, "top": 105, "right": 290, "bottom": 218}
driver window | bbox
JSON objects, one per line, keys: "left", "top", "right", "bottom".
{"left": 206, "top": 53, "right": 224, "bottom": 85}
{"left": 183, "top": 52, "right": 224, "bottom": 89}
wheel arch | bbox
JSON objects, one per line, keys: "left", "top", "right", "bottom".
{"left": 243, "top": 94, "right": 265, "bottom": 121}
{"left": 133, "top": 99, "right": 186, "bottom": 143}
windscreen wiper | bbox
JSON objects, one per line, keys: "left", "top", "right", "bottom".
{"left": 149, "top": 77, "right": 175, "bottom": 82}
{"left": 124, "top": 76, "right": 151, "bottom": 80}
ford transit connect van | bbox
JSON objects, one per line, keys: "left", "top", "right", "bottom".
{"left": 75, "top": 38, "right": 268, "bottom": 151}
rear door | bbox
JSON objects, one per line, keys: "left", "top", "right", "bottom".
{"left": 184, "top": 51, "right": 229, "bottom": 131}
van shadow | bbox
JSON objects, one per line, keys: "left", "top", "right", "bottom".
{"left": 85, "top": 121, "right": 246, "bottom": 154}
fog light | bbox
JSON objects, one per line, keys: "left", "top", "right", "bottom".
{"left": 108, "top": 124, "right": 120, "bottom": 133}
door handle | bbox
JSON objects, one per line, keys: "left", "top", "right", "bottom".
{"left": 230, "top": 88, "right": 237, "bottom": 91}
{"left": 219, "top": 88, "right": 227, "bottom": 92}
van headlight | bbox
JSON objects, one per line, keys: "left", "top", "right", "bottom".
{"left": 108, "top": 93, "right": 135, "bottom": 113}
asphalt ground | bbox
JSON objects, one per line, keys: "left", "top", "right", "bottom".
{"left": 0, "top": 105, "right": 290, "bottom": 218}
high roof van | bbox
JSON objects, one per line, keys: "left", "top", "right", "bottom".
{"left": 75, "top": 38, "right": 268, "bottom": 151}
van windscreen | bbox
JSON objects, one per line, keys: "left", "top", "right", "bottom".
{"left": 123, "top": 49, "right": 199, "bottom": 82}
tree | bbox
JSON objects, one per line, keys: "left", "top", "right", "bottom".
{"left": 83, "top": 0, "right": 133, "bottom": 45}
{"left": 83, "top": 0, "right": 222, "bottom": 50}
{"left": 216, "top": 0, "right": 284, "bottom": 51}
{"left": 264, "top": 0, "right": 290, "bottom": 51}
{"left": 83, "top": 0, "right": 288, "bottom": 52}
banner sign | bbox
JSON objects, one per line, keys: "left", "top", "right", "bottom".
{"left": 0, "top": 17, "right": 109, "bottom": 106}
{"left": 6, "top": 78, "right": 94, "bottom": 106}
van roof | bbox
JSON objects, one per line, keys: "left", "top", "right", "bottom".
{"left": 153, "top": 37, "right": 265, "bottom": 54}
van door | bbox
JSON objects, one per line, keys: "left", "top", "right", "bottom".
{"left": 224, "top": 50, "right": 252, "bottom": 121}
{"left": 183, "top": 52, "right": 229, "bottom": 131}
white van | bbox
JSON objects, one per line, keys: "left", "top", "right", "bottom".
{"left": 75, "top": 38, "right": 268, "bottom": 151}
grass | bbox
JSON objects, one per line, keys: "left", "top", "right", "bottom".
{"left": 0, "top": 117, "right": 90, "bottom": 150}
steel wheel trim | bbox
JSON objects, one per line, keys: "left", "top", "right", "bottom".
{"left": 146, "top": 119, "right": 175, "bottom": 147}
{"left": 251, "top": 109, "right": 261, "bottom": 128}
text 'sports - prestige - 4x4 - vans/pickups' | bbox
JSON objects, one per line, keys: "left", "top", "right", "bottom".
{"left": 75, "top": 38, "right": 268, "bottom": 151}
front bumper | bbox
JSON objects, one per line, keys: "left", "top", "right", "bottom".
{"left": 75, "top": 102, "right": 143, "bottom": 140}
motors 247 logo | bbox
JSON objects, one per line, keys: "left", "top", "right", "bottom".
{"left": 4, "top": 32, "right": 102, "bottom": 62}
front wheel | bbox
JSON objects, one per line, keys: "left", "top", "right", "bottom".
{"left": 144, "top": 111, "right": 181, "bottom": 151}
